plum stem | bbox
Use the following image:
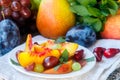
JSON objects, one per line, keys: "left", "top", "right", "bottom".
{"left": 1, "top": 11, "right": 5, "bottom": 19}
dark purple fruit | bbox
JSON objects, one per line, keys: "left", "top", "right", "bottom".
{"left": 66, "top": 25, "right": 96, "bottom": 47}
{"left": 0, "top": 19, "right": 20, "bottom": 56}
{"left": 43, "top": 56, "right": 59, "bottom": 69}
{"left": 93, "top": 47, "right": 106, "bottom": 62}
{"left": 73, "top": 49, "right": 84, "bottom": 61}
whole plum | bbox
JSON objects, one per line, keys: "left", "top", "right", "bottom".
{"left": 0, "top": 19, "right": 20, "bottom": 56}
{"left": 65, "top": 25, "right": 96, "bottom": 47}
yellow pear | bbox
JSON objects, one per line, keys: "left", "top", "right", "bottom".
{"left": 36, "top": 0, "right": 75, "bottom": 39}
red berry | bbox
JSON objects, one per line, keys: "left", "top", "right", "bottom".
{"left": 104, "top": 48, "right": 120, "bottom": 58}
{"left": 73, "top": 49, "right": 84, "bottom": 61}
{"left": 93, "top": 47, "right": 106, "bottom": 62}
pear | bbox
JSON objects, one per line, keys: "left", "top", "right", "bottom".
{"left": 36, "top": 0, "right": 75, "bottom": 39}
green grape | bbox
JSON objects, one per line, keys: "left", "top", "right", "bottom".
{"left": 72, "top": 62, "right": 81, "bottom": 71}
{"left": 34, "top": 64, "right": 44, "bottom": 73}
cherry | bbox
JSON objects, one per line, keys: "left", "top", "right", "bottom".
{"left": 73, "top": 49, "right": 84, "bottom": 61}
{"left": 43, "top": 56, "right": 59, "bottom": 69}
{"left": 93, "top": 47, "right": 106, "bottom": 62}
{"left": 104, "top": 48, "right": 120, "bottom": 58}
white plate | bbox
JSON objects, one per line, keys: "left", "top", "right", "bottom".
{"left": 9, "top": 40, "right": 96, "bottom": 79}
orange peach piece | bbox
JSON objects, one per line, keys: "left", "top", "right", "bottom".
{"left": 25, "top": 34, "right": 33, "bottom": 52}
{"left": 43, "top": 60, "right": 73, "bottom": 74}
{"left": 61, "top": 42, "right": 78, "bottom": 57}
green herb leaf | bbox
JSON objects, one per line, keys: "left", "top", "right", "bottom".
{"left": 59, "top": 49, "right": 69, "bottom": 63}
{"left": 85, "top": 57, "right": 95, "bottom": 62}
{"left": 82, "top": 16, "right": 98, "bottom": 26}
{"left": 54, "top": 64, "right": 61, "bottom": 71}
{"left": 87, "top": 7, "right": 101, "bottom": 17}
{"left": 68, "top": 0, "right": 119, "bottom": 32}
{"left": 70, "top": 5, "right": 91, "bottom": 16}
{"left": 55, "top": 37, "right": 66, "bottom": 43}
{"left": 10, "top": 58, "right": 20, "bottom": 66}
{"left": 92, "top": 19, "right": 103, "bottom": 32}
{"left": 77, "top": 0, "right": 97, "bottom": 6}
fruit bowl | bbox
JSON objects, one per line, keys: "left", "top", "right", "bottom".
{"left": 9, "top": 37, "right": 96, "bottom": 78}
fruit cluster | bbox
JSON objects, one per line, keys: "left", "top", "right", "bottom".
{"left": 16, "top": 34, "right": 87, "bottom": 74}
{"left": 0, "top": 0, "right": 38, "bottom": 36}
{"left": 93, "top": 47, "right": 120, "bottom": 62}
{"left": 0, "top": 0, "right": 31, "bottom": 21}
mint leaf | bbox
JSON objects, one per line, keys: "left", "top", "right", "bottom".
{"left": 55, "top": 37, "right": 66, "bottom": 43}
{"left": 108, "top": 0, "right": 118, "bottom": 11}
{"left": 85, "top": 57, "right": 95, "bottom": 62}
{"left": 77, "top": 0, "right": 97, "bottom": 6}
{"left": 10, "top": 58, "right": 20, "bottom": 66}
{"left": 92, "top": 19, "right": 102, "bottom": 32}
{"left": 87, "top": 7, "right": 101, "bottom": 17}
{"left": 82, "top": 16, "right": 97, "bottom": 25}
{"left": 70, "top": 5, "right": 91, "bottom": 16}
{"left": 59, "top": 49, "right": 69, "bottom": 63}
{"left": 108, "top": 8, "right": 117, "bottom": 15}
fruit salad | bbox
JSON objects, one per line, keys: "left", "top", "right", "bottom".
{"left": 14, "top": 34, "right": 89, "bottom": 74}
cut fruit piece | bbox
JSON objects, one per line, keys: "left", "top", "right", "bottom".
{"left": 43, "top": 60, "right": 73, "bottom": 74}
{"left": 17, "top": 52, "right": 33, "bottom": 67}
{"left": 25, "top": 34, "right": 33, "bottom": 51}
{"left": 61, "top": 42, "right": 78, "bottom": 57}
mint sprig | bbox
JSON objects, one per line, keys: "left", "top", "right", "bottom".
{"left": 68, "top": 0, "right": 119, "bottom": 32}
{"left": 55, "top": 37, "right": 66, "bottom": 43}
{"left": 59, "top": 49, "right": 69, "bottom": 63}
{"left": 10, "top": 58, "right": 20, "bottom": 66}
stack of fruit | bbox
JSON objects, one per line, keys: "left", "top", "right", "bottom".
{"left": 0, "top": 0, "right": 39, "bottom": 55}
{"left": 15, "top": 34, "right": 88, "bottom": 74}
{"left": 1, "top": 0, "right": 120, "bottom": 56}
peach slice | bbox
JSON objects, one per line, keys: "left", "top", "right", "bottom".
{"left": 25, "top": 34, "right": 33, "bottom": 52}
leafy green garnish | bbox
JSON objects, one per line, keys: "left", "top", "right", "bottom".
{"left": 85, "top": 57, "right": 95, "bottom": 62}
{"left": 55, "top": 37, "right": 66, "bottom": 43}
{"left": 10, "top": 58, "right": 20, "bottom": 66}
{"left": 68, "top": 0, "right": 119, "bottom": 32}
{"left": 59, "top": 49, "right": 69, "bottom": 63}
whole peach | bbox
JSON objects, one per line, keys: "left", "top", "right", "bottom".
{"left": 101, "top": 14, "right": 120, "bottom": 39}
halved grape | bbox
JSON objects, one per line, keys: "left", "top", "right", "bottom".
{"left": 34, "top": 64, "right": 44, "bottom": 73}
{"left": 72, "top": 62, "right": 81, "bottom": 71}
